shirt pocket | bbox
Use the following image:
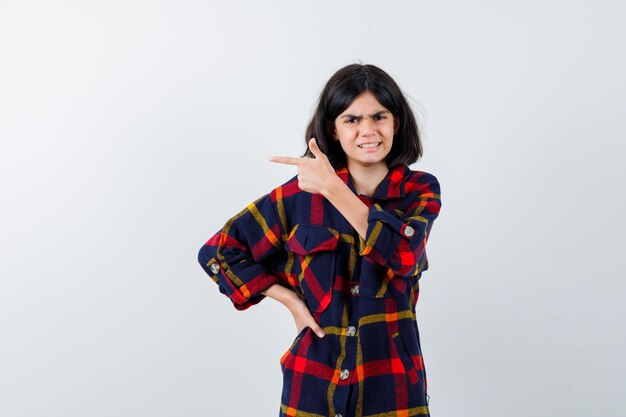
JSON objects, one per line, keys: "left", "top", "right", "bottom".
{"left": 392, "top": 331, "right": 428, "bottom": 404}
{"left": 358, "top": 260, "right": 409, "bottom": 298}
{"left": 284, "top": 223, "right": 340, "bottom": 314}
{"left": 279, "top": 326, "right": 310, "bottom": 368}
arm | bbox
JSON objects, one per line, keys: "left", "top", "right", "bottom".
{"left": 326, "top": 172, "right": 442, "bottom": 278}
{"left": 323, "top": 176, "right": 370, "bottom": 240}
{"left": 262, "top": 284, "right": 326, "bottom": 338}
{"left": 197, "top": 189, "right": 327, "bottom": 337}
{"left": 197, "top": 191, "right": 285, "bottom": 310}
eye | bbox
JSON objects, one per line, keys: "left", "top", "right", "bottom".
{"left": 375, "top": 114, "right": 387, "bottom": 120}
{"left": 345, "top": 118, "right": 357, "bottom": 124}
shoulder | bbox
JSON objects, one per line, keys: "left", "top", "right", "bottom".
{"left": 404, "top": 167, "right": 441, "bottom": 195}
{"left": 267, "top": 173, "right": 307, "bottom": 202}
{"left": 236, "top": 173, "right": 302, "bottom": 213}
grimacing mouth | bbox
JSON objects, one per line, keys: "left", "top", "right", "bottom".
{"left": 357, "top": 142, "right": 382, "bottom": 148}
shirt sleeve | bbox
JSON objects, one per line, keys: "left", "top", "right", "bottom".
{"left": 197, "top": 190, "right": 285, "bottom": 310}
{"left": 357, "top": 172, "right": 442, "bottom": 278}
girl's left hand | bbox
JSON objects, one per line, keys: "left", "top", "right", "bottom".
{"left": 269, "top": 138, "right": 338, "bottom": 196}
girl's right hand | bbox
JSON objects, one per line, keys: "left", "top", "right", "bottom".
{"left": 288, "top": 297, "right": 325, "bottom": 338}
{"left": 261, "top": 283, "right": 325, "bottom": 338}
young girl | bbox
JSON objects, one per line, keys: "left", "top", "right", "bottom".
{"left": 198, "top": 63, "right": 442, "bottom": 417}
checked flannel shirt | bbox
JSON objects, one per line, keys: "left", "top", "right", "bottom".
{"left": 198, "top": 162, "right": 442, "bottom": 417}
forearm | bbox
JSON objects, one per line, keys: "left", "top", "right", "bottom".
{"left": 261, "top": 283, "right": 302, "bottom": 310}
{"left": 323, "top": 176, "right": 369, "bottom": 240}
{"left": 262, "top": 283, "right": 326, "bottom": 337}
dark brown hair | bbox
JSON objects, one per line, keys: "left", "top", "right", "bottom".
{"left": 302, "top": 63, "right": 423, "bottom": 169}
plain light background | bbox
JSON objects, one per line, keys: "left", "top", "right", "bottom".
{"left": 1, "top": 1, "right": 624, "bottom": 416}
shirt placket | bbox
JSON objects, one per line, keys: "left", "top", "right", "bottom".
{"left": 332, "top": 194, "right": 372, "bottom": 417}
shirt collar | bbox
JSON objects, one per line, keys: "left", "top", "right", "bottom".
{"left": 335, "top": 163, "right": 410, "bottom": 200}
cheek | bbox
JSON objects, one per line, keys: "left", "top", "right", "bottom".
{"left": 336, "top": 125, "right": 356, "bottom": 140}
{"left": 338, "top": 140, "right": 352, "bottom": 152}
{"left": 337, "top": 123, "right": 350, "bottom": 132}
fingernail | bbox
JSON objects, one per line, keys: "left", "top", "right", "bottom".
{"left": 317, "top": 330, "right": 325, "bottom": 338}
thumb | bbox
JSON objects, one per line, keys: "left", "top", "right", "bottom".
{"left": 308, "top": 138, "right": 325, "bottom": 159}
{"left": 308, "top": 319, "right": 325, "bottom": 338}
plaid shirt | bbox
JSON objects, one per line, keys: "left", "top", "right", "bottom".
{"left": 198, "top": 163, "right": 442, "bottom": 417}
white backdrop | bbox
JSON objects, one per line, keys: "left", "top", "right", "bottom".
{"left": 1, "top": 1, "right": 624, "bottom": 416}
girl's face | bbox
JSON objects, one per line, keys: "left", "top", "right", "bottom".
{"left": 333, "top": 91, "right": 398, "bottom": 170}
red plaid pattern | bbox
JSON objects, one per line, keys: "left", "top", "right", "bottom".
{"left": 198, "top": 163, "right": 442, "bottom": 417}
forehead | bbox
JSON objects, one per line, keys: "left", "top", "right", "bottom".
{"left": 340, "top": 91, "right": 389, "bottom": 114}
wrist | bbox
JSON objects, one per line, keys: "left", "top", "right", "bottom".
{"left": 323, "top": 175, "right": 344, "bottom": 199}
{"left": 284, "top": 292, "right": 305, "bottom": 311}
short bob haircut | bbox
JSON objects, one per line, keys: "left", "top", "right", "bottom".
{"left": 302, "top": 63, "right": 423, "bottom": 170}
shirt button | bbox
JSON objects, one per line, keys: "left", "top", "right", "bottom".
{"left": 209, "top": 262, "right": 220, "bottom": 274}
{"left": 403, "top": 225, "right": 415, "bottom": 237}
{"left": 350, "top": 284, "right": 360, "bottom": 295}
{"left": 335, "top": 414, "right": 343, "bottom": 417}
{"left": 346, "top": 326, "right": 356, "bottom": 336}
{"left": 339, "top": 369, "right": 350, "bottom": 380}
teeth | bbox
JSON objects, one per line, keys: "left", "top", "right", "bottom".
{"left": 359, "top": 143, "right": 380, "bottom": 148}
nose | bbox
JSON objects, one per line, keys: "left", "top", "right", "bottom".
{"left": 359, "top": 117, "right": 376, "bottom": 136}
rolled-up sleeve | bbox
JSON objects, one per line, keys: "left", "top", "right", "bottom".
{"left": 197, "top": 191, "right": 284, "bottom": 310}
{"left": 358, "top": 173, "right": 442, "bottom": 278}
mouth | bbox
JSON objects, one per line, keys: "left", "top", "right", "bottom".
{"left": 357, "top": 142, "right": 381, "bottom": 148}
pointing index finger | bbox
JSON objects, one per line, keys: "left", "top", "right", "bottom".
{"left": 268, "top": 156, "right": 303, "bottom": 165}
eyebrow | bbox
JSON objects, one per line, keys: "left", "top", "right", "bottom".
{"left": 340, "top": 110, "right": 391, "bottom": 119}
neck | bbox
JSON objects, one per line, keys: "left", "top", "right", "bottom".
{"left": 347, "top": 161, "right": 389, "bottom": 197}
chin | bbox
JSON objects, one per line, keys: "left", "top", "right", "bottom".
{"left": 350, "top": 157, "right": 388, "bottom": 166}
